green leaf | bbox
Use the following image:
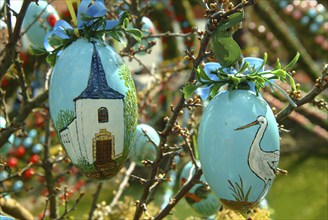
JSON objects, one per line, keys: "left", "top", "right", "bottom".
{"left": 48, "top": 35, "right": 62, "bottom": 48}
{"left": 211, "top": 30, "right": 241, "bottom": 68}
{"left": 123, "top": 17, "right": 129, "bottom": 29}
{"left": 126, "top": 28, "right": 143, "bottom": 42}
{"left": 284, "top": 52, "right": 300, "bottom": 70}
{"left": 197, "top": 66, "right": 211, "bottom": 81}
{"left": 209, "top": 82, "right": 225, "bottom": 98}
{"left": 192, "top": 135, "right": 199, "bottom": 160}
{"left": 256, "top": 52, "right": 267, "bottom": 74}
{"left": 119, "top": 11, "right": 130, "bottom": 24}
{"left": 108, "top": 31, "right": 126, "bottom": 45}
{"left": 182, "top": 84, "right": 198, "bottom": 99}
{"left": 29, "top": 45, "right": 47, "bottom": 55}
{"left": 274, "top": 58, "right": 281, "bottom": 69}
{"left": 80, "top": 12, "right": 93, "bottom": 22}
{"left": 286, "top": 73, "right": 296, "bottom": 91}
{"left": 237, "top": 61, "right": 249, "bottom": 74}
{"left": 46, "top": 53, "right": 57, "bottom": 67}
{"left": 216, "top": 11, "right": 244, "bottom": 32}
{"left": 271, "top": 69, "right": 287, "bottom": 78}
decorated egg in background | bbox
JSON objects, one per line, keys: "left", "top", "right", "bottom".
{"left": 180, "top": 161, "right": 221, "bottom": 217}
{"left": 133, "top": 17, "right": 156, "bottom": 54}
{"left": 0, "top": 116, "right": 14, "bottom": 155}
{"left": 198, "top": 90, "right": 280, "bottom": 215}
{"left": 49, "top": 39, "right": 138, "bottom": 180}
{"left": 130, "top": 124, "right": 160, "bottom": 166}
{"left": 22, "top": 0, "right": 59, "bottom": 49}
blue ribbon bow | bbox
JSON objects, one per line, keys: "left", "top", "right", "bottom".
{"left": 44, "top": 0, "right": 121, "bottom": 53}
{"left": 196, "top": 57, "right": 269, "bottom": 100}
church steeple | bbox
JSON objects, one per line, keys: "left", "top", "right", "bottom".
{"left": 74, "top": 43, "right": 124, "bottom": 101}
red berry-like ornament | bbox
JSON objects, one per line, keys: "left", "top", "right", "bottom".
{"left": 1, "top": 77, "right": 8, "bottom": 88}
{"left": 47, "top": 14, "right": 57, "bottom": 27}
{"left": 23, "top": 168, "right": 35, "bottom": 179}
{"left": 16, "top": 146, "right": 26, "bottom": 158}
{"left": 8, "top": 157, "right": 18, "bottom": 167}
{"left": 30, "top": 154, "right": 40, "bottom": 164}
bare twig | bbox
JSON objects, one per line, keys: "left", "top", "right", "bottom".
{"left": 145, "top": 31, "right": 197, "bottom": 39}
{"left": 42, "top": 112, "right": 58, "bottom": 219}
{"left": 14, "top": 59, "right": 29, "bottom": 102}
{"left": 108, "top": 162, "right": 136, "bottom": 212}
{"left": 88, "top": 182, "right": 103, "bottom": 220}
{"left": 41, "top": 198, "right": 49, "bottom": 220}
{"left": 0, "top": 89, "right": 48, "bottom": 148}
{"left": 276, "top": 65, "right": 328, "bottom": 122}
{"left": 0, "top": 0, "right": 31, "bottom": 77}
{"left": 0, "top": 162, "right": 33, "bottom": 184}
{"left": 58, "top": 189, "right": 85, "bottom": 220}
{"left": 154, "top": 168, "right": 203, "bottom": 219}
{"left": 5, "top": 0, "right": 12, "bottom": 39}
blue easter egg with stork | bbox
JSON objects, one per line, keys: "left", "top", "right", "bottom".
{"left": 180, "top": 161, "right": 221, "bottom": 217}
{"left": 198, "top": 89, "right": 280, "bottom": 215}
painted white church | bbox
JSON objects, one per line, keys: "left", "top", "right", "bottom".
{"left": 59, "top": 44, "right": 125, "bottom": 167}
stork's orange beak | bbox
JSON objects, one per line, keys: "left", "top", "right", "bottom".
{"left": 234, "top": 120, "right": 259, "bottom": 130}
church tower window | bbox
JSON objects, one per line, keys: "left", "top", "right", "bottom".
{"left": 98, "top": 107, "right": 108, "bottom": 123}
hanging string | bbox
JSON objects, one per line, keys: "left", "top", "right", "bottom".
{"left": 272, "top": 82, "right": 297, "bottom": 107}
{"left": 65, "top": 0, "right": 80, "bottom": 37}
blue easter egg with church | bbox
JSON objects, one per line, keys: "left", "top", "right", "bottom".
{"left": 49, "top": 39, "right": 138, "bottom": 180}
{"left": 198, "top": 89, "right": 280, "bottom": 215}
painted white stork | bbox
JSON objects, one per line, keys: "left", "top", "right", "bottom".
{"left": 235, "top": 115, "right": 279, "bottom": 187}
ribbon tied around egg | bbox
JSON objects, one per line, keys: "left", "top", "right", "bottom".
{"left": 183, "top": 53, "right": 300, "bottom": 107}
{"left": 38, "top": 0, "right": 142, "bottom": 66}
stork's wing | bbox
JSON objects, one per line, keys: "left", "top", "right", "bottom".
{"left": 262, "top": 150, "right": 279, "bottom": 162}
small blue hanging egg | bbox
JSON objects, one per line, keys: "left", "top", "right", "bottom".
{"left": 130, "top": 124, "right": 159, "bottom": 166}
{"left": 180, "top": 161, "right": 221, "bottom": 217}
{"left": 133, "top": 17, "right": 156, "bottom": 55}
{"left": 49, "top": 39, "right": 138, "bottom": 180}
{"left": 32, "top": 143, "right": 43, "bottom": 154}
{"left": 22, "top": 0, "right": 59, "bottom": 49}
{"left": 12, "top": 180, "right": 24, "bottom": 192}
{"left": 198, "top": 90, "right": 279, "bottom": 214}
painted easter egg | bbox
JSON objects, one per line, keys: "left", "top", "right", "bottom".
{"left": 198, "top": 90, "right": 279, "bottom": 215}
{"left": 133, "top": 17, "right": 156, "bottom": 54}
{"left": 0, "top": 116, "right": 14, "bottom": 155}
{"left": 130, "top": 124, "right": 159, "bottom": 166}
{"left": 22, "top": 0, "right": 59, "bottom": 49}
{"left": 180, "top": 161, "right": 221, "bottom": 217}
{"left": 49, "top": 39, "right": 138, "bottom": 180}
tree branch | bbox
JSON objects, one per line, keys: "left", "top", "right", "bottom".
{"left": 0, "top": 0, "right": 31, "bottom": 78}
{"left": 88, "top": 182, "right": 103, "bottom": 220}
{"left": 276, "top": 65, "right": 328, "bottom": 122}
{"left": 0, "top": 89, "right": 48, "bottom": 148}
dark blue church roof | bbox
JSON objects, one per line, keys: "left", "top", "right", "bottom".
{"left": 74, "top": 43, "right": 125, "bottom": 101}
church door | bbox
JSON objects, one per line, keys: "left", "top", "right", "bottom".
{"left": 95, "top": 139, "right": 113, "bottom": 165}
